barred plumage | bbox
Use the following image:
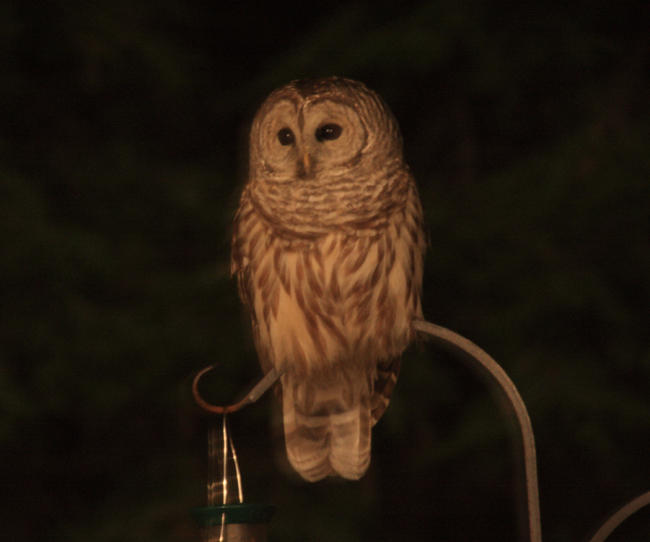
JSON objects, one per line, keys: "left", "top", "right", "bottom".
{"left": 231, "top": 77, "right": 425, "bottom": 481}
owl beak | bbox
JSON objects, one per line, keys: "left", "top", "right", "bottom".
{"left": 297, "top": 152, "right": 314, "bottom": 178}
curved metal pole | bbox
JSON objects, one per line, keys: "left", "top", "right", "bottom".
{"left": 588, "top": 490, "right": 650, "bottom": 542}
{"left": 413, "top": 319, "right": 542, "bottom": 542}
{"left": 193, "top": 365, "right": 283, "bottom": 414}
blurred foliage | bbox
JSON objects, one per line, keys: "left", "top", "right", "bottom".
{"left": 1, "top": 1, "right": 648, "bottom": 541}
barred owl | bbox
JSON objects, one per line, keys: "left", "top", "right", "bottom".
{"left": 231, "top": 77, "right": 425, "bottom": 481}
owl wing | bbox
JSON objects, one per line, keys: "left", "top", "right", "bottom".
{"left": 370, "top": 357, "right": 401, "bottom": 425}
{"left": 231, "top": 188, "right": 275, "bottom": 375}
{"left": 230, "top": 189, "right": 251, "bottom": 306}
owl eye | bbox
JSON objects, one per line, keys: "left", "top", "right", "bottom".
{"left": 277, "top": 127, "right": 295, "bottom": 146}
{"left": 315, "top": 123, "right": 343, "bottom": 142}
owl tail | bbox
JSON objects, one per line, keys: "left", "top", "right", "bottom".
{"left": 281, "top": 373, "right": 372, "bottom": 482}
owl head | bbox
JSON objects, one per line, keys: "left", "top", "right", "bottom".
{"left": 246, "top": 77, "right": 410, "bottom": 236}
{"left": 248, "top": 77, "right": 404, "bottom": 183}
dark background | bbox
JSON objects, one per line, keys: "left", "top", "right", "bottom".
{"left": 2, "top": 2, "right": 648, "bottom": 541}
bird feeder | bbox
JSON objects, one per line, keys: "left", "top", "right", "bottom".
{"left": 190, "top": 367, "right": 281, "bottom": 542}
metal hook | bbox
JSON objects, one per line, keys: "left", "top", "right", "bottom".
{"left": 413, "top": 319, "right": 542, "bottom": 542}
{"left": 192, "top": 365, "right": 283, "bottom": 414}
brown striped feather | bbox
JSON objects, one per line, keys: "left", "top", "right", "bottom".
{"left": 231, "top": 79, "right": 426, "bottom": 481}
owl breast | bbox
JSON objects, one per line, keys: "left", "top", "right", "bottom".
{"left": 231, "top": 172, "right": 425, "bottom": 379}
